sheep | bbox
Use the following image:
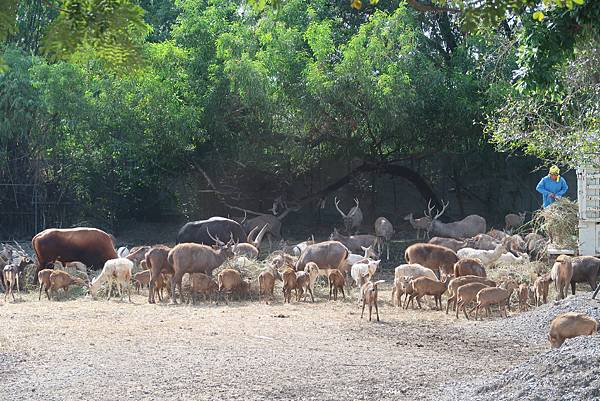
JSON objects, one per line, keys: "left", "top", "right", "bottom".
{"left": 182, "top": 272, "right": 218, "bottom": 304}
{"left": 328, "top": 269, "right": 346, "bottom": 301}
{"left": 391, "top": 264, "right": 438, "bottom": 307}
{"left": 405, "top": 276, "right": 449, "bottom": 310}
{"left": 505, "top": 212, "right": 526, "bottom": 232}
{"left": 3, "top": 264, "right": 21, "bottom": 301}
{"left": 551, "top": 254, "right": 573, "bottom": 300}
{"left": 533, "top": 273, "right": 551, "bottom": 306}
{"left": 548, "top": 312, "right": 597, "bottom": 348}
{"left": 47, "top": 270, "right": 88, "bottom": 300}
{"left": 455, "top": 282, "right": 490, "bottom": 319}
{"left": 361, "top": 280, "right": 385, "bottom": 322}
{"left": 518, "top": 283, "right": 529, "bottom": 311}
{"left": 295, "top": 270, "right": 314, "bottom": 302}
{"left": 217, "top": 268, "right": 249, "bottom": 304}
{"left": 351, "top": 259, "right": 381, "bottom": 288}
{"left": 404, "top": 243, "right": 458, "bottom": 277}
{"left": 89, "top": 258, "right": 134, "bottom": 302}
{"left": 38, "top": 268, "right": 54, "bottom": 300}
{"left": 456, "top": 243, "right": 505, "bottom": 266}
{"left": 282, "top": 267, "right": 297, "bottom": 304}
{"left": 453, "top": 258, "right": 486, "bottom": 278}
{"left": 445, "top": 275, "right": 497, "bottom": 314}
{"left": 474, "top": 287, "right": 511, "bottom": 319}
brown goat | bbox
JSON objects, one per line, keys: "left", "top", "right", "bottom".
{"left": 474, "top": 287, "right": 511, "bottom": 319}
{"left": 295, "top": 271, "right": 314, "bottom": 302}
{"left": 217, "top": 268, "right": 247, "bottom": 304}
{"left": 3, "top": 264, "right": 20, "bottom": 301}
{"left": 548, "top": 312, "right": 597, "bottom": 348}
{"left": 48, "top": 270, "right": 87, "bottom": 300}
{"left": 258, "top": 270, "right": 276, "bottom": 304}
{"left": 183, "top": 272, "right": 218, "bottom": 304}
{"left": 455, "top": 282, "right": 490, "bottom": 319}
{"left": 145, "top": 245, "right": 174, "bottom": 304}
{"left": 551, "top": 255, "right": 573, "bottom": 300}
{"left": 404, "top": 243, "right": 458, "bottom": 277}
{"left": 328, "top": 269, "right": 346, "bottom": 301}
{"left": 405, "top": 276, "right": 449, "bottom": 310}
{"left": 533, "top": 273, "right": 551, "bottom": 306}
{"left": 134, "top": 270, "right": 151, "bottom": 293}
{"left": 361, "top": 280, "right": 385, "bottom": 321}
{"left": 518, "top": 283, "right": 529, "bottom": 311}
{"left": 282, "top": 267, "right": 297, "bottom": 303}
{"left": 446, "top": 275, "right": 497, "bottom": 314}
{"left": 38, "top": 269, "right": 54, "bottom": 300}
{"left": 453, "top": 258, "right": 486, "bottom": 278}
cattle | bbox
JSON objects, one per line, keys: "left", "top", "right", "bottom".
{"left": 31, "top": 227, "right": 117, "bottom": 283}
{"left": 176, "top": 217, "right": 247, "bottom": 245}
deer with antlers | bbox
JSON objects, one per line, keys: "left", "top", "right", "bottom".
{"left": 334, "top": 197, "right": 363, "bottom": 235}
{"left": 425, "top": 200, "right": 487, "bottom": 240}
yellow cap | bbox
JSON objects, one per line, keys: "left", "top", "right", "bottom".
{"left": 549, "top": 165, "right": 560, "bottom": 175}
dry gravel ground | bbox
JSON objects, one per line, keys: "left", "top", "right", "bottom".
{"left": 0, "top": 282, "right": 549, "bottom": 401}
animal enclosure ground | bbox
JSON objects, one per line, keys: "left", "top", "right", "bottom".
{"left": 0, "top": 286, "right": 545, "bottom": 401}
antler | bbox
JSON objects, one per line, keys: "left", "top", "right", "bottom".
{"left": 423, "top": 200, "right": 436, "bottom": 218}
{"left": 206, "top": 227, "right": 224, "bottom": 246}
{"left": 334, "top": 197, "right": 347, "bottom": 217}
{"left": 348, "top": 198, "right": 360, "bottom": 217}
{"left": 433, "top": 200, "right": 449, "bottom": 220}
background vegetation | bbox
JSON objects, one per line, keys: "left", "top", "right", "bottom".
{"left": 0, "top": 0, "right": 597, "bottom": 237}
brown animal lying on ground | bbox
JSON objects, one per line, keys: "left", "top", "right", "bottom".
{"left": 548, "top": 312, "right": 597, "bottom": 348}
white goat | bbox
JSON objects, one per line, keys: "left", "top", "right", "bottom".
{"left": 351, "top": 260, "right": 381, "bottom": 287}
{"left": 345, "top": 245, "right": 378, "bottom": 271}
{"left": 456, "top": 243, "right": 505, "bottom": 266}
{"left": 89, "top": 258, "right": 133, "bottom": 302}
{"left": 494, "top": 251, "right": 530, "bottom": 265}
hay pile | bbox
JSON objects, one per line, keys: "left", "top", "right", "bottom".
{"left": 531, "top": 198, "right": 578, "bottom": 249}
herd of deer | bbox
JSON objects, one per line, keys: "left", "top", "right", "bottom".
{"left": 0, "top": 197, "right": 597, "bottom": 347}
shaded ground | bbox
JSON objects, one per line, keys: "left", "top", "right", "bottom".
{"left": 0, "top": 284, "right": 545, "bottom": 401}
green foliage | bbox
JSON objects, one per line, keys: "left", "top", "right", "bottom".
{"left": 42, "top": 0, "right": 151, "bottom": 68}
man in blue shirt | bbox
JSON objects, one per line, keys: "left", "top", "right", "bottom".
{"left": 536, "top": 165, "right": 568, "bottom": 208}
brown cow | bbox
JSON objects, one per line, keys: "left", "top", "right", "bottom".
{"left": 31, "top": 228, "right": 117, "bottom": 283}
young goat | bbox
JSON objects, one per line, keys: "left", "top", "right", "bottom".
{"left": 328, "top": 270, "right": 346, "bottom": 301}
{"left": 3, "top": 264, "right": 20, "bottom": 301}
{"left": 48, "top": 270, "right": 88, "bottom": 300}
{"left": 361, "top": 280, "right": 385, "bottom": 322}
{"left": 89, "top": 258, "right": 133, "bottom": 302}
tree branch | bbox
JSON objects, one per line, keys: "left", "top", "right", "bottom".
{"left": 406, "top": 0, "right": 461, "bottom": 13}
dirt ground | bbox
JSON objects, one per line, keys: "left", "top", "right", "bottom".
{"left": 0, "top": 282, "right": 545, "bottom": 401}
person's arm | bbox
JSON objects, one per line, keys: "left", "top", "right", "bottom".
{"left": 556, "top": 178, "right": 568, "bottom": 197}
{"left": 536, "top": 177, "right": 550, "bottom": 195}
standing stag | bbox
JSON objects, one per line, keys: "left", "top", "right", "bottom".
{"left": 335, "top": 197, "right": 363, "bottom": 234}
{"left": 374, "top": 217, "right": 394, "bottom": 260}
